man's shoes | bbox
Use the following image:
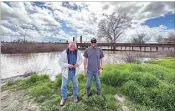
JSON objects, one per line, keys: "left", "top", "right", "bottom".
{"left": 97, "top": 89, "right": 101, "bottom": 95}
{"left": 60, "top": 99, "right": 66, "bottom": 106}
{"left": 87, "top": 88, "right": 91, "bottom": 97}
{"left": 73, "top": 97, "right": 78, "bottom": 103}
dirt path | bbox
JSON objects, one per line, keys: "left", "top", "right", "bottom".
{"left": 1, "top": 89, "right": 40, "bottom": 111}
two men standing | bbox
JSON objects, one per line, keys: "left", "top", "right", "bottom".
{"left": 59, "top": 38, "right": 104, "bottom": 106}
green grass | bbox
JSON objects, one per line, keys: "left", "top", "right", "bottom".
{"left": 102, "top": 57, "right": 175, "bottom": 111}
{"left": 2, "top": 57, "right": 175, "bottom": 111}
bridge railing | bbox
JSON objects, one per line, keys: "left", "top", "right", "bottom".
{"left": 77, "top": 43, "right": 175, "bottom": 47}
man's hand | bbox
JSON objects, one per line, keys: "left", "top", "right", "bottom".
{"left": 98, "top": 69, "right": 103, "bottom": 75}
{"left": 74, "top": 64, "right": 79, "bottom": 68}
{"left": 68, "top": 64, "right": 74, "bottom": 68}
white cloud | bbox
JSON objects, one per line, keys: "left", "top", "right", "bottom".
{"left": 121, "top": 24, "right": 173, "bottom": 43}
{"left": 1, "top": 25, "right": 13, "bottom": 33}
{"left": 31, "top": 13, "right": 61, "bottom": 26}
{"left": 1, "top": 2, "right": 14, "bottom": 20}
{"left": 101, "top": 2, "right": 175, "bottom": 23}
{"left": 1, "top": 2, "right": 63, "bottom": 42}
{"left": 1, "top": 2, "right": 31, "bottom": 24}
{"left": 1, "top": 1, "right": 174, "bottom": 42}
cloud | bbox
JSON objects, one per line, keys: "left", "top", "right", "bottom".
{"left": 2, "top": 2, "right": 61, "bottom": 26}
{"left": 51, "top": 1, "right": 100, "bottom": 40}
{"left": 1, "top": 2, "right": 64, "bottom": 42}
{"left": 101, "top": 2, "right": 175, "bottom": 23}
{"left": 121, "top": 24, "right": 173, "bottom": 43}
{"left": 1, "top": 1, "right": 174, "bottom": 43}
{"left": 1, "top": 25, "right": 13, "bottom": 33}
{"left": 1, "top": 2, "right": 32, "bottom": 24}
{"left": 31, "top": 13, "right": 61, "bottom": 26}
{"left": 102, "top": 4, "right": 109, "bottom": 10}
{"left": 1, "top": 2, "right": 14, "bottom": 20}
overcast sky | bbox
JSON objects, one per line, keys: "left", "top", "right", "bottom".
{"left": 1, "top": 1, "right": 175, "bottom": 42}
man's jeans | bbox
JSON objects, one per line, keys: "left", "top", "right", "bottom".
{"left": 86, "top": 71, "right": 101, "bottom": 90}
{"left": 61, "top": 71, "right": 78, "bottom": 100}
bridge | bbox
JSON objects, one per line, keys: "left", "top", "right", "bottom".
{"left": 77, "top": 43, "right": 175, "bottom": 52}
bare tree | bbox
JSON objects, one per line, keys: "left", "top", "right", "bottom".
{"left": 167, "top": 31, "right": 175, "bottom": 43}
{"left": 97, "top": 11, "right": 132, "bottom": 44}
{"left": 131, "top": 33, "right": 150, "bottom": 44}
{"left": 156, "top": 35, "right": 164, "bottom": 43}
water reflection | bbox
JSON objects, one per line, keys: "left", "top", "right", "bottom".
{"left": 1, "top": 51, "right": 160, "bottom": 81}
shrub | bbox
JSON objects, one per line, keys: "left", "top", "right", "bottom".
{"left": 101, "top": 84, "right": 117, "bottom": 95}
{"left": 100, "top": 70, "right": 129, "bottom": 87}
{"left": 78, "top": 74, "right": 86, "bottom": 83}
{"left": 129, "top": 72, "right": 159, "bottom": 87}
{"left": 40, "top": 74, "right": 50, "bottom": 81}
{"left": 146, "top": 57, "right": 175, "bottom": 69}
{"left": 153, "top": 83, "right": 175, "bottom": 111}
{"left": 83, "top": 95, "right": 107, "bottom": 110}
{"left": 25, "top": 74, "right": 40, "bottom": 85}
{"left": 130, "top": 64, "right": 146, "bottom": 72}
{"left": 166, "top": 72, "right": 175, "bottom": 84}
{"left": 105, "top": 95, "right": 118, "bottom": 110}
{"left": 129, "top": 64, "right": 171, "bottom": 76}
{"left": 78, "top": 83, "right": 86, "bottom": 99}
{"left": 54, "top": 75, "right": 62, "bottom": 88}
{"left": 30, "top": 84, "right": 53, "bottom": 98}
{"left": 121, "top": 81, "right": 152, "bottom": 105}
{"left": 151, "top": 69, "right": 167, "bottom": 80}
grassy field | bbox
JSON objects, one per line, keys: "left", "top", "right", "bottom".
{"left": 2, "top": 57, "right": 175, "bottom": 111}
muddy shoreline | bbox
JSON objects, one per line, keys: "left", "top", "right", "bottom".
{"left": 1, "top": 72, "right": 33, "bottom": 85}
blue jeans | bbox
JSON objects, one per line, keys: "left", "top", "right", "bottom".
{"left": 86, "top": 71, "right": 101, "bottom": 90}
{"left": 61, "top": 71, "right": 78, "bottom": 100}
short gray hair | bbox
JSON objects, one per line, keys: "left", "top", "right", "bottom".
{"left": 68, "top": 41, "right": 77, "bottom": 48}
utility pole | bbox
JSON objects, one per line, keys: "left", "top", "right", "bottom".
{"left": 75, "top": 30, "right": 77, "bottom": 42}
{"left": 80, "top": 35, "right": 82, "bottom": 43}
{"left": 11, "top": 33, "right": 12, "bottom": 42}
{"left": 24, "top": 30, "right": 26, "bottom": 43}
{"left": 2, "top": 33, "right": 4, "bottom": 42}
